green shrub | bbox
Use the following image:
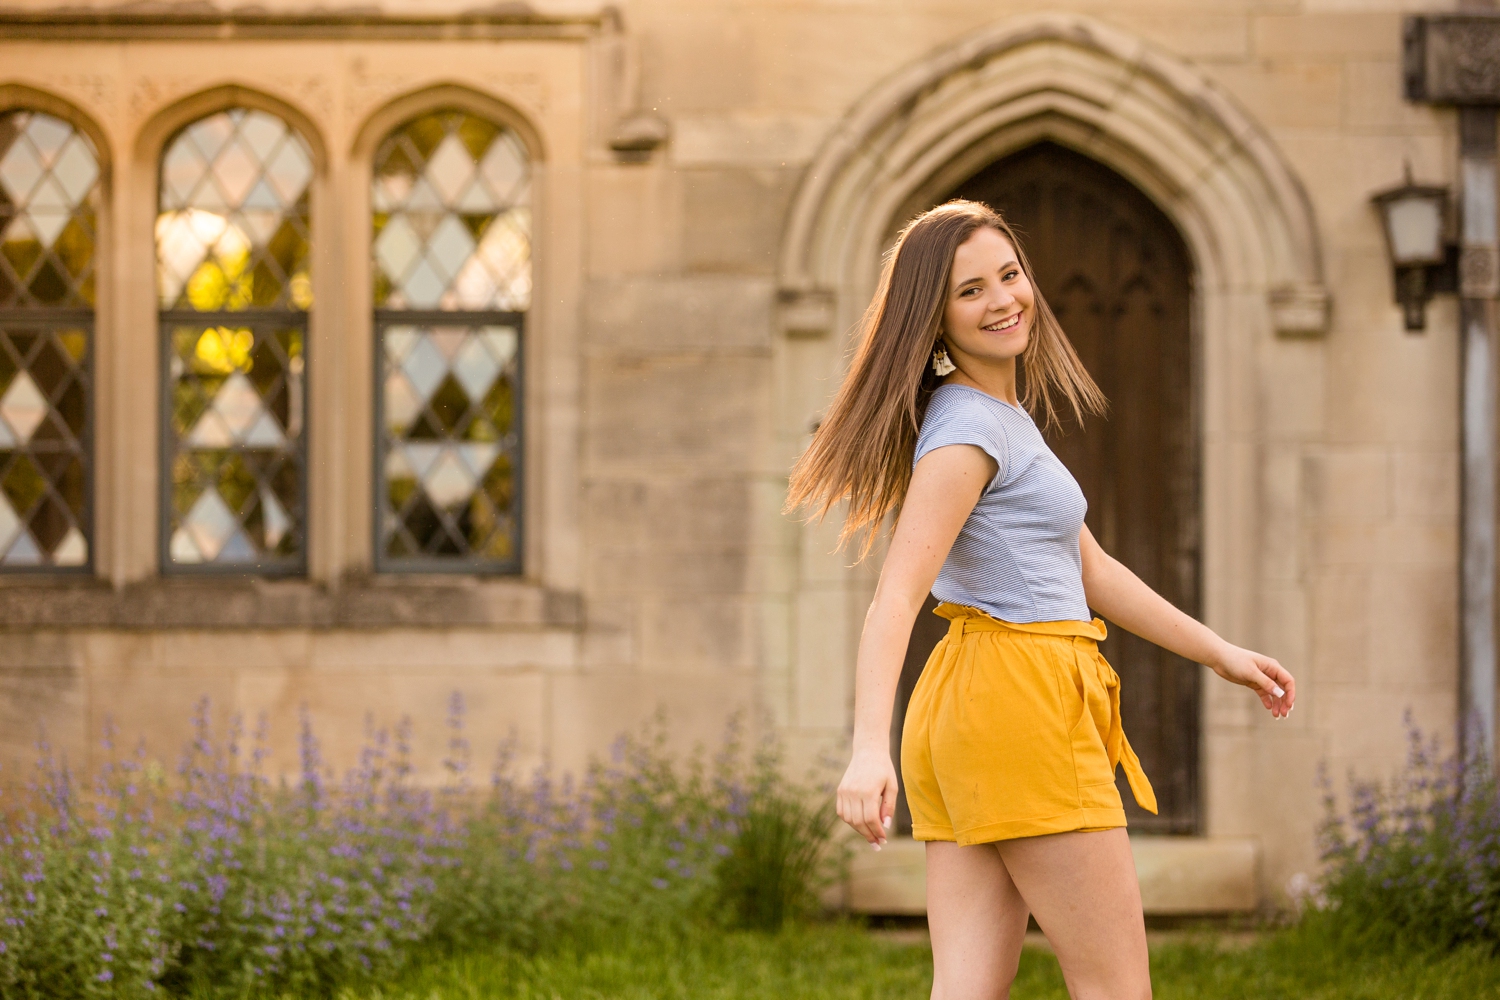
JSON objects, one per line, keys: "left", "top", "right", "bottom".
{"left": 1316, "top": 711, "right": 1500, "bottom": 951}
{"left": 0, "top": 701, "right": 839, "bottom": 999}
{"left": 712, "top": 744, "right": 840, "bottom": 931}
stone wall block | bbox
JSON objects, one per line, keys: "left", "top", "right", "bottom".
{"left": 1343, "top": 59, "right": 1447, "bottom": 133}
{"left": 636, "top": 596, "right": 758, "bottom": 671}
{"left": 638, "top": 7, "right": 756, "bottom": 112}
{"left": 643, "top": 549, "right": 753, "bottom": 596}
{"left": 1303, "top": 447, "right": 1392, "bottom": 522}
{"left": 1367, "top": 567, "right": 1458, "bottom": 690}
{"left": 1244, "top": 733, "right": 1324, "bottom": 902}
{"left": 1252, "top": 13, "right": 1404, "bottom": 59}
{"left": 671, "top": 113, "right": 834, "bottom": 168}
{"left": 586, "top": 166, "right": 683, "bottom": 277}
{"left": 643, "top": 477, "right": 754, "bottom": 547}
{"left": 1209, "top": 61, "right": 1344, "bottom": 130}
{"left": 546, "top": 671, "right": 759, "bottom": 778}
{"left": 681, "top": 168, "right": 800, "bottom": 275}
{"left": 1320, "top": 686, "right": 1455, "bottom": 771}
{"left": 585, "top": 276, "right": 774, "bottom": 353}
{"left": 310, "top": 629, "right": 577, "bottom": 672}
{"left": 0, "top": 630, "right": 85, "bottom": 668}
{"left": 583, "top": 479, "right": 649, "bottom": 548}
{"left": 1259, "top": 450, "right": 1304, "bottom": 583}
{"left": 1309, "top": 572, "right": 1371, "bottom": 684}
{"left": 793, "top": 587, "right": 854, "bottom": 730}
{"left": 1323, "top": 331, "right": 1450, "bottom": 450}
{"left": 0, "top": 661, "right": 86, "bottom": 779}
{"left": 1106, "top": 12, "right": 1250, "bottom": 59}
{"left": 585, "top": 355, "right": 768, "bottom": 469}
{"left": 1261, "top": 342, "right": 1325, "bottom": 440}
{"left": 1313, "top": 520, "right": 1456, "bottom": 570}
{"left": 1392, "top": 449, "right": 1460, "bottom": 522}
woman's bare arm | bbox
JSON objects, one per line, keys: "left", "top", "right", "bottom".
{"left": 1079, "top": 523, "right": 1295, "bottom": 718}
{"left": 835, "top": 444, "right": 995, "bottom": 848}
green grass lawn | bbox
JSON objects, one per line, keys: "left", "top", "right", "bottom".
{"left": 339, "top": 920, "right": 1500, "bottom": 1000}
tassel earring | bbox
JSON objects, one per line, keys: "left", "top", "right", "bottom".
{"left": 931, "top": 342, "right": 956, "bottom": 376}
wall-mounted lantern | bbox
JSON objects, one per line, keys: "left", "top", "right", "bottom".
{"left": 1371, "top": 168, "right": 1457, "bottom": 331}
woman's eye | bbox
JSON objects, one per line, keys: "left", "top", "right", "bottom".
{"left": 1003, "top": 270, "right": 1020, "bottom": 281}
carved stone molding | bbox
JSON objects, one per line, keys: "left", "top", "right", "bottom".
{"left": 1461, "top": 245, "right": 1500, "bottom": 299}
{"left": 1270, "top": 283, "right": 1333, "bottom": 339}
{"left": 0, "top": 7, "right": 612, "bottom": 42}
{"left": 1406, "top": 14, "right": 1500, "bottom": 105}
{"left": 776, "top": 288, "right": 836, "bottom": 339}
{"left": 0, "top": 577, "right": 584, "bottom": 630}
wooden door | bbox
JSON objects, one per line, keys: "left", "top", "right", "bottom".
{"left": 892, "top": 142, "right": 1200, "bottom": 834}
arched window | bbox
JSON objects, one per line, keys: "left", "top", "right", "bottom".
{"left": 372, "top": 110, "right": 528, "bottom": 572}
{"left": 156, "top": 108, "right": 311, "bottom": 573}
{"left": 0, "top": 109, "right": 99, "bottom": 570}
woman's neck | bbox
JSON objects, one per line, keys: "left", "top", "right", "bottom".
{"left": 943, "top": 355, "right": 1020, "bottom": 407}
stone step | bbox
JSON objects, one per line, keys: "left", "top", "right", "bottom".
{"left": 844, "top": 835, "right": 1260, "bottom": 915}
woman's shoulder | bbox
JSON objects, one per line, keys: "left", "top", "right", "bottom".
{"left": 916, "top": 384, "right": 1018, "bottom": 471}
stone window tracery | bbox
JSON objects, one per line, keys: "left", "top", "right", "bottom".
{"left": 372, "top": 109, "right": 528, "bottom": 572}
{"left": 157, "top": 108, "right": 311, "bottom": 573}
{"left": 0, "top": 109, "right": 99, "bottom": 571}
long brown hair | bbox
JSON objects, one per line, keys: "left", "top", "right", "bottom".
{"left": 784, "top": 199, "right": 1105, "bottom": 556}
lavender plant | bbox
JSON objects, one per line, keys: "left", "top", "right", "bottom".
{"left": 1317, "top": 711, "right": 1500, "bottom": 950}
{"left": 0, "top": 699, "right": 836, "bottom": 999}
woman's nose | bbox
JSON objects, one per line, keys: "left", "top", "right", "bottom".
{"left": 988, "top": 287, "right": 1016, "bottom": 311}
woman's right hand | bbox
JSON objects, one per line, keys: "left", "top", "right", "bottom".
{"left": 836, "top": 747, "right": 900, "bottom": 849}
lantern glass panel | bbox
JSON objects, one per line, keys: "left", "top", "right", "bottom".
{"left": 1386, "top": 195, "right": 1445, "bottom": 266}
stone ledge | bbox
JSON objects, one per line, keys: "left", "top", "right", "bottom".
{"left": 0, "top": 577, "right": 584, "bottom": 630}
{"left": 846, "top": 836, "right": 1260, "bottom": 916}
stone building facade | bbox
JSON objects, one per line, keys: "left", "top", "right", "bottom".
{"left": 0, "top": 0, "right": 1465, "bottom": 908}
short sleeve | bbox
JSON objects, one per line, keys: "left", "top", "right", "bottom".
{"left": 914, "top": 388, "right": 1010, "bottom": 487}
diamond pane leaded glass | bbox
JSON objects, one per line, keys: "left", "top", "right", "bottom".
{"left": 0, "top": 110, "right": 99, "bottom": 573}
{"left": 1, "top": 111, "right": 100, "bottom": 308}
{"left": 378, "top": 323, "right": 519, "bottom": 568}
{"left": 165, "top": 323, "right": 303, "bottom": 567}
{"left": 0, "top": 323, "right": 91, "bottom": 568}
{"left": 157, "top": 109, "right": 312, "bottom": 312}
{"left": 372, "top": 110, "right": 531, "bottom": 311}
{"left": 159, "top": 108, "right": 310, "bottom": 573}
{"left": 373, "top": 109, "right": 527, "bottom": 572}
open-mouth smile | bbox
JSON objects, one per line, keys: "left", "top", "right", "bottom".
{"left": 982, "top": 312, "right": 1024, "bottom": 333}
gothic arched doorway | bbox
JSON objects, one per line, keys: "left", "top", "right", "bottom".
{"left": 893, "top": 141, "right": 1200, "bottom": 835}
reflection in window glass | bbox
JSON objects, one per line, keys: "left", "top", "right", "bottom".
{"left": 158, "top": 109, "right": 310, "bottom": 572}
{"left": 373, "top": 110, "right": 527, "bottom": 571}
{"left": 0, "top": 110, "right": 98, "bottom": 570}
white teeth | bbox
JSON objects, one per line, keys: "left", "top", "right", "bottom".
{"left": 983, "top": 314, "right": 1021, "bottom": 332}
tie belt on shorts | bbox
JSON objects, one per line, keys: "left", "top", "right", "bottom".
{"left": 933, "top": 602, "right": 1159, "bottom": 815}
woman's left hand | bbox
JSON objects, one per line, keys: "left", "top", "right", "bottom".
{"left": 1206, "top": 643, "right": 1295, "bottom": 719}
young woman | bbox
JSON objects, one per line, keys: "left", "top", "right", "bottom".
{"left": 786, "top": 201, "right": 1295, "bottom": 999}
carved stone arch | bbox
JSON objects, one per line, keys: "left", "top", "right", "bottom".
{"left": 351, "top": 83, "right": 546, "bottom": 165}
{"left": 133, "top": 84, "right": 329, "bottom": 177}
{"left": 777, "top": 12, "right": 1329, "bottom": 337}
{"left": 768, "top": 14, "right": 1329, "bottom": 827}
{"left": 0, "top": 83, "right": 114, "bottom": 188}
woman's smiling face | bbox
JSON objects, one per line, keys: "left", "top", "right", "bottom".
{"left": 941, "top": 226, "right": 1035, "bottom": 368}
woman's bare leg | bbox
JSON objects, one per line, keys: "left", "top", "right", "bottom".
{"left": 995, "top": 828, "right": 1150, "bottom": 1000}
{"left": 925, "top": 840, "right": 1030, "bottom": 1000}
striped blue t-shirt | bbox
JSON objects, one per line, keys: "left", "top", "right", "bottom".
{"left": 913, "top": 383, "right": 1091, "bottom": 624}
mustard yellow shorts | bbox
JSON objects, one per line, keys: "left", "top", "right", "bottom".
{"left": 900, "top": 602, "right": 1158, "bottom": 845}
